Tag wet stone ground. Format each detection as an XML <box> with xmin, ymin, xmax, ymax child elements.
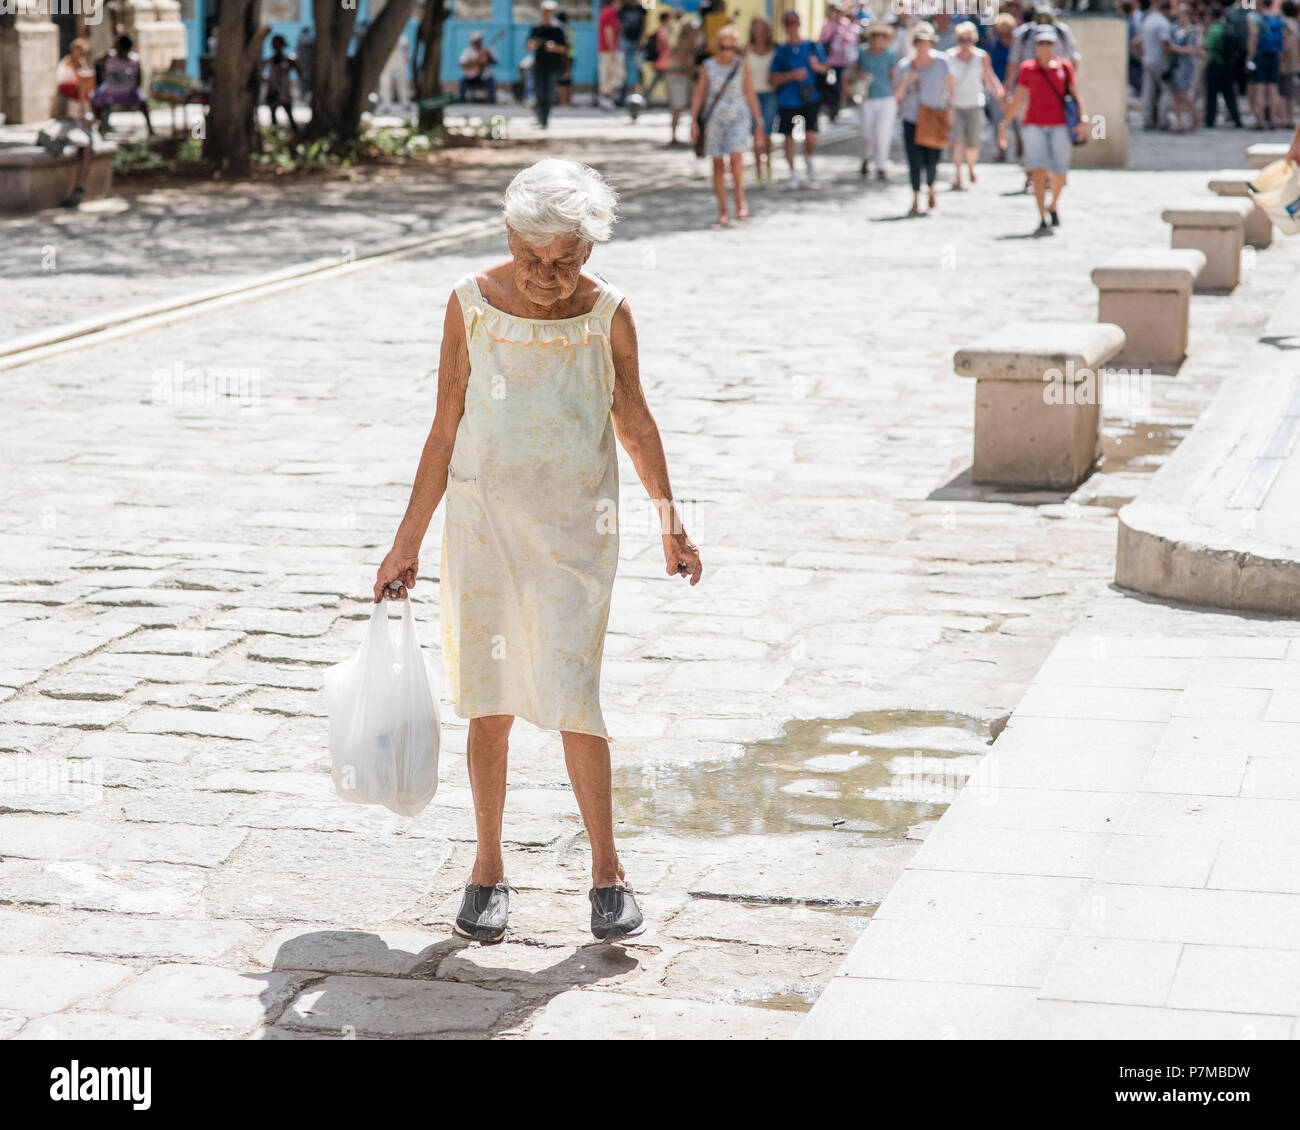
<box><xmin>3</xmin><ymin>122</ymin><xmax>1300</xmax><ymax>1038</ymax></box>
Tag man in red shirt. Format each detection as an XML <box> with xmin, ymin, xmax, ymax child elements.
<box><xmin>597</xmin><ymin>0</ymin><xmax>625</xmax><ymax>110</ymax></box>
<box><xmin>1001</xmin><ymin>27</ymin><xmax>1089</xmax><ymax>237</ymax></box>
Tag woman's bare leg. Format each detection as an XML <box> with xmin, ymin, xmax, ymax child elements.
<box><xmin>711</xmin><ymin>157</ymin><xmax>728</xmax><ymax>221</ymax></box>
<box><xmin>467</xmin><ymin>714</ymin><xmax>513</xmax><ymax>885</ymax></box>
<box><xmin>561</xmin><ymin>730</ymin><xmax>626</xmax><ymax>888</ymax></box>
<box><xmin>731</xmin><ymin>151</ymin><xmax>748</xmax><ymax>217</ymax></box>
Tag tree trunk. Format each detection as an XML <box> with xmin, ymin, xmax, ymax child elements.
<box><xmin>413</xmin><ymin>0</ymin><xmax>449</xmax><ymax>131</ymax></box>
<box><xmin>307</xmin><ymin>0</ymin><xmax>416</xmax><ymax>142</ymax></box>
<box><xmin>204</xmin><ymin>0</ymin><xmax>269</xmax><ymax>175</ymax></box>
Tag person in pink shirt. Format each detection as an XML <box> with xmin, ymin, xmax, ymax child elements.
<box><xmin>597</xmin><ymin>0</ymin><xmax>625</xmax><ymax>110</ymax></box>
<box><xmin>818</xmin><ymin>2</ymin><xmax>859</xmax><ymax>121</ymax></box>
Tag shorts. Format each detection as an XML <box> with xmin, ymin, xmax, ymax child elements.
<box><xmin>1021</xmin><ymin>123</ymin><xmax>1071</xmax><ymax>175</ymax></box>
<box><xmin>58</xmin><ymin>81</ymin><xmax>82</xmax><ymax>100</ymax></box>
<box><xmin>667</xmin><ymin>73</ymin><xmax>691</xmax><ymax>111</ymax></box>
<box><xmin>1253</xmin><ymin>52</ymin><xmax>1281</xmax><ymax>86</ymax></box>
<box><xmin>754</xmin><ymin>90</ymin><xmax>778</xmax><ymax>134</ymax></box>
<box><xmin>951</xmin><ymin>105</ymin><xmax>983</xmax><ymax>149</ymax></box>
<box><xmin>777</xmin><ymin>102</ymin><xmax>820</xmax><ymax>134</ymax></box>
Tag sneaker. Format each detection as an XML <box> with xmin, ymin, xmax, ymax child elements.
<box><xmin>453</xmin><ymin>878</ymin><xmax>511</xmax><ymax>943</ymax></box>
<box><xmin>785</xmin><ymin>170</ymin><xmax>801</xmax><ymax>190</ymax></box>
<box><xmin>1049</xmin><ymin>209</ymin><xmax>1060</xmax><ymax>227</ymax></box>
<box><xmin>589</xmin><ymin>883</ymin><xmax>646</xmax><ymax>941</ymax></box>
<box><xmin>1032</xmin><ymin>220</ymin><xmax>1054</xmax><ymax>238</ymax></box>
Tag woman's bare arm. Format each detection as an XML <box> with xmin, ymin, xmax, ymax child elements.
<box><xmin>372</xmin><ymin>292</ymin><xmax>470</xmax><ymax>601</ymax></box>
<box><xmin>609</xmin><ymin>300</ymin><xmax>702</xmax><ymax>586</ymax></box>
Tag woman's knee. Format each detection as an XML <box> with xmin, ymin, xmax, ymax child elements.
<box><xmin>469</xmin><ymin>714</ymin><xmax>514</xmax><ymax>741</ymax></box>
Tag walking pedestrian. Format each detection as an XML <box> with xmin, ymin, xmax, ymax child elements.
<box><xmin>1281</xmin><ymin>1</ymin><xmax>1300</xmax><ymax>127</ymax></box>
<box><xmin>1205</xmin><ymin>0</ymin><xmax>1245</xmax><ymax>127</ymax></box>
<box><xmin>985</xmin><ymin>12</ymin><xmax>1017</xmax><ymax>161</ymax></box>
<box><xmin>598</xmin><ymin>0</ymin><xmax>625</xmax><ymax>110</ymax></box>
<box><xmin>692</xmin><ymin>26</ymin><xmax>763</xmax><ymax>226</ymax></box>
<box><xmin>770</xmin><ymin>10</ymin><xmax>829</xmax><ymax>189</ymax></box>
<box><xmin>746</xmin><ymin>17</ymin><xmax>778</xmax><ymax>185</ymax></box>
<box><xmin>619</xmin><ymin>0</ymin><xmax>649</xmax><ymax>103</ymax></box>
<box><xmin>894</xmin><ymin>21</ymin><xmax>954</xmax><ymax>216</ymax></box>
<box><xmin>666</xmin><ymin>15</ymin><xmax>700</xmax><ymax>145</ymax></box>
<box><xmin>1167</xmin><ymin>4</ymin><xmax>1201</xmax><ymax>132</ymax></box>
<box><xmin>372</xmin><ymin>158</ymin><xmax>702</xmax><ymax>945</ymax></box>
<box><xmin>526</xmin><ymin>0</ymin><xmax>568</xmax><ymax>128</ymax></box>
<box><xmin>947</xmin><ymin>21</ymin><xmax>1003</xmax><ymax>190</ymax></box>
<box><xmin>1001</xmin><ymin>26</ymin><xmax>1088</xmax><ymax>237</ymax></box>
<box><xmin>1141</xmin><ymin>0</ymin><xmax>1174</xmax><ymax>129</ymax></box>
<box><xmin>817</xmin><ymin>3</ymin><xmax>859</xmax><ymax>122</ymax></box>
<box><xmin>263</xmin><ymin>35</ymin><xmax>300</xmax><ymax>131</ymax></box>
<box><xmin>1249</xmin><ymin>0</ymin><xmax>1286</xmax><ymax>128</ymax></box>
<box><xmin>856</xmin><ymin>22</ymin><xmax>899</xmax><ymax>180</ymax></box>
<box><xmin>645</xmin><ymin>9</ymin><xmax>674</xmax><ymax>104</ymax></box>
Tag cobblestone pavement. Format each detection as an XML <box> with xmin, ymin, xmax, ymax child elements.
<box><xmin>2</xmin><ymin>123</ymin><xmax>1299</xmax><ymax>1039</ymax></box>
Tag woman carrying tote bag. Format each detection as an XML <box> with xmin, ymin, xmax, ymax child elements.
<box><xmin>893</xmin><ymin>21</ymin><xmax>955</xmax><ymax>216</ymax></box>
<box><xmin>691</xmin><ymin>25</ymin><xmax>763</xmax><ymax>227</ymax></box>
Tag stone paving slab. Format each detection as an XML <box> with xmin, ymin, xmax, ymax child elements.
<box><xmin>799</xmin><ymin>633</ymin><xmax>1300</xmax><ymax>1040</ymax></box>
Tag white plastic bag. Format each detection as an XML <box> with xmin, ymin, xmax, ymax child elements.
<box><xmin>325</xmin><ymin>598</ymin><xmax>440</xmax><ymax>817</ymax></box>
<box><xmin>1249</xmin><ymin>159</ymin><xmax>1300</xmax><ymax>236</ymax></box>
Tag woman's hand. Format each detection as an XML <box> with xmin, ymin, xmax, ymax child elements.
<box><xmin>373</xmin><ymin>546</ymin><xmax>419</xmax><ymax>602</ymax></box>
<box><xmin>663</xmin><ymin>531</ymin><xmax>702</xmax><ymax>586</ymax></box>
<box><xmin>691</xmin><ymin>119</ymin><xmax>700</xmax><ymax>142</ymax></box>
<box><xmin>1073</xmin><ymin>119</ymin><xmax>1087</xmax><ymax>143</ymax></box>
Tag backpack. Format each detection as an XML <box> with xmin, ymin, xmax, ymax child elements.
<box><xmin>1223</xmin><ymin>7</ymin><xmax>1249</xmax><ymax>63</ymax></box>
<box><xmin>619</xmin><ymin>4</ymin><xmax>647</xmax><ymax>43</ymax></box>
<box><xmin>1261</xmin><ymin>14</ymin><xmax>1285</xmax><ymax>55</ymax></box>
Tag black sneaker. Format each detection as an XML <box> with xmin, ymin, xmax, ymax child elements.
<box><xmin>453</xmin><ymin>878</ymin><xmax>511</xmax><ymax>943</ymax></box>
<box><xmin>1049</xmin><ymin>209</ymin><xmax>1060</xmax><ymax>227</ymax></box>
<box><xmin>589</xmin><ymin>883</ymin><xmax>646</xmax><ymax>941</ymax></box>
<box><xmin>1033</xmin><ymin>220</ymin><xmax>1054</xmax><ymax>238</ymax></box>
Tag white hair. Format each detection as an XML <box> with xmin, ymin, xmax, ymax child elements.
<box><xmin>502</xmin><ymin>159</ymin><xmax>618</xmax><ymax>248</ymax></box>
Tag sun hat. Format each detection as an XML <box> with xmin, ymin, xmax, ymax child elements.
<box><xmin>865</xmin><ymin>22</ymin><xmax>893</xmax><ymax>37</ymax></box>
<box><xmin>911</xmin><ymin>20</ymin><xmax>937</xmax><ymax>43</ymax></box>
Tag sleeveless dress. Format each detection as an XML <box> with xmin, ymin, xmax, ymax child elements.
<box><xmin>702</xmin><ymin>56</ymin><xmax>749</xmax><ymax>158</ymax></box>
<box><xmin>441</xmin><ymin>272</ymin><xmax>623</xmax><ymax>740</ymax></box>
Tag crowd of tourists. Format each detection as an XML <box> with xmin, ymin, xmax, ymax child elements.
<box><xmin>640</xmin><ymin>3</ymin><xmax>1086</xmax><ymax>236</ymax></box>
<box><xmin>1125</xmin><ymin>0</ymin><xmax>1300</xmax><ymax>132</ymax></box>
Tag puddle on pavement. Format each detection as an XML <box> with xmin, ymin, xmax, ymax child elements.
<box><xmin>612</xmin><ymin>708</ymin><xmax>996</xmax><ymax>840</ymax></box>
<box><xmin>1099</xmin><ymin>422</ymin><xmax>1190</xmax><ymax>474</ymax></box>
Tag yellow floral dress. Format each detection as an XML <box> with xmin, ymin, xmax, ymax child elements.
<box><xmin>439</xmin><ymin>272</ymin><xmax>623</xmax><ymax>740</ymax></box>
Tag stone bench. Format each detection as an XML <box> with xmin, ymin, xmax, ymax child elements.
<box><xmin>1208</xmin><ymin>170</ymin><xmax>1273</xmax><ymax>249</ymax></box>
<box><xmin>1245</xmin><ymin>142</ymin><xmax>1289</xmax><ymax>170</ymax></box>
<box><xmin>1090</xmin><ymin>249</ymin><xmax>1205</xmax><ymax>368</ymax></box>
<box><xmin>1161</xmin><ymin>199</ymin><xmax>1252</xmax><ymax>292</ymax></box>
<box><xmin>0</xmin><ymin>141</ymin><xmax>117</xmax><ymax>213</ymax></box>
<box><xmin>954</xmin><ymin>321</ymin><xmax>1127</xmax><ymax>490</ymax></box>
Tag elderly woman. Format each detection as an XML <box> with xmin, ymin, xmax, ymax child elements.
<box><xmin>373</xmin><ymin>159</ymin><xmax>702</xmax><ymax>945</ymax></box>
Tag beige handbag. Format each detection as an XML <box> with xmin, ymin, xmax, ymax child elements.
<box><xmin>915</xmin><ymin>104</ymin><xmax>950</xmax><ymax>149</ymax></box>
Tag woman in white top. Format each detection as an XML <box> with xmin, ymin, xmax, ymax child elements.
<box><xmin>373</xmin><ymin>159</ymin><xmax>702</xmax><ymax>944</ymax></box>
<box><xmin>746</xmin><ymin>17</ymin><xmax>777</xmax><ymax>185</ymax></box>
<box><xmin>946</xmin><ymin>22</ymin><xmax>1003</xmax><ymax>190</ymax></box>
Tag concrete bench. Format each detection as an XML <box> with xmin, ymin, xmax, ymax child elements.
<box><xmin>954</xmin><ymin>321</ymin><xmax>1127</xmax><ymax>490</ymax></box>
<box><xmin>1245</xmin><ymin>142</ymin><xmax>1289</xmax><ymax>170</ymax></box>
<box><xmin>1161</xmin><ymin>199</ymin><xmax>1252</xmax><ymax>292</ymax></box>
<box><xmin>0</xmin><ymin>141</ymin><xmax>116</xmax><ymax>213</ymax></box>
<box><xmin>1090</xmin><ymin>249</ymin><xmax>1205</xmax><ymax>368</ymax></box>
<box><xmin>1208</xmin><ymin>170</ymin><xmax>1273</xmax><ymax>248</ymax></box>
